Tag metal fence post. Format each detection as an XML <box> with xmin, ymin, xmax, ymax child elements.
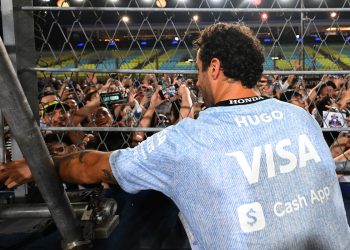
<box><xmin>0</xmin><ymin>35</ymin><xmax>86</xmax><ymax>249</ymax></box>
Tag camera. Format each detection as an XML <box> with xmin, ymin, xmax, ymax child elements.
<box><xmin>100</xmin><ymin>91</ymin><xmax>128</xmax><ymax>106</ymax></box>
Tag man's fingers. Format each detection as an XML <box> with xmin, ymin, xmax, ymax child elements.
<box><xmin>4</xmin><ymin>174</ymin><xmax>25</xmax><ymax>189</ymax></box>
<box><xmin>4</xmin><ymin>177</ymin><xmax>16</xmax><ymax>188</ymax></box>
<box><xmin>6</xmin><ymin>180</ymin><xmax>19</xmax><ymax>189</ymax></box>
<box><xmin>0</xmin><ymin>164</ymin><xmax>9</xmax><ymax>182</ymax></box>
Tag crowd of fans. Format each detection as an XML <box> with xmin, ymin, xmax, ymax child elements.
<box><xmin>36</xmin><ymin>73</ymin><xmax>202</xmax><ymax>155</ymax></box>
<box><xmin>1</xmin><ymin>72</ymin><xmax>350</xmax><ymax>190</ymax></box>
<box><xmin>2</xmin><ymin>71</ymin><xmax>350</xmax><ymax>247</ymax></box>
<box><xmin>2</xmin><ymin>72</ymin><xmax>350</xmax><ymax>181</ymax></box>
<box><xmin>255</xmin><ymin>73</ymin><xmax>350</xmax><ymax>158</ymax></box>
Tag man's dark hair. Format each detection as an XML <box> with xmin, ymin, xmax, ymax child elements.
<box><xmin>193</xmin><ymin>22</ymin><xmax>265</xmax><ymax>88</ymax></box>
<box><xmin>316</xmin><ymin>83</ymin><xmax>328</xmax><ymax>96</ymax></box>
<box><xmin>326</xmin><ymin>81</ymin><xmax>336</xmax><ymax>90</ymax></box>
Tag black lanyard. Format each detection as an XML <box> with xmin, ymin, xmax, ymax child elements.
<box><xmin>213</xmin><ymin>96</ymin><xmax>268</xmax><ymax>107</ymax></box>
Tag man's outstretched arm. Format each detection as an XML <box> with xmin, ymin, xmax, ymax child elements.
<box><xmin>54</xmin><ymin>150</ymin><xmax>115</xmax><ymax>185</ymax></box>
<box><xmin>0</xmin><ymin>150</ymin><xmax>115</xmax><ymax>188</ymax></box>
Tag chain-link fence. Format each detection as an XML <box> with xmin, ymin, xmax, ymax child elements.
<box><xmin>3</xmin><ymin>0</ymin><xmax>350</xmax><ymax>160</ymax></box>
<box><xmin>1</xmin><ymin>0</ymin><xmax>350</xmax><ymax>247</ymax></box>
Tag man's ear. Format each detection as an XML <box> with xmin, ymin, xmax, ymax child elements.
<box><xmin>210</xmin><ymin>58</ymin><xmax>221</xmax><ymax>80</ymax></box>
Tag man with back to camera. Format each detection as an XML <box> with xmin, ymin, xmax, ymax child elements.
<box><xmin>1</xmin><ymin>23</ymin><xmax>350</xmax><ymax>249</ymax></box>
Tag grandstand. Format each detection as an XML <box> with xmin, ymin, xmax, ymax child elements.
<box><xmin>37</xmin><ymin>42</ymin><xmax>350</xmax><ymax>79</ymax></box>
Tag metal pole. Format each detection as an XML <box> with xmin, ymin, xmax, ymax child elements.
<box><xmin>0</xmin><ymin>37</ymin><xmax>84</xmax><ymax>249</ymax></box>
<box><xmin>300</xmin><ymin>0</ymin><xmax>305</xmax><ymax>71</ymax></box>
<box><xmin>20</xmin><ymin>7</ymin><xmax>350</xmax><ymax>13</ymax></box>
<box><xmin>0</xmin><ymin>203</ymin><xmax>87</xmax><ymax>219</ymax></box>
<box><xmin>39</xmin><ymin>126</ymin><xmax>350</xmax><ymax>133</ymax></box>
<box><xmin>13</xmin><ymin>0</ymin><xmax>39</xmax><ymax>123</ymax></box>
<box><xmin>27</xmin><ymin>67</ymin><xmax>350</xmax><ymax>75</ymax></box>
<box><xmin>0</xmin><ymin>113</ymin><xmax>5</xmax><ymax>163</ymax></box>
<box><xmin>40</xmin><ymin>126</ymin><xmax>164</xmax><ymax>132</ymax></box>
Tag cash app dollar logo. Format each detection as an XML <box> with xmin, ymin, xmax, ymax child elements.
<box><xmin>246</xmin><ymin>208</ymin><xmax>257</xmax><ymax>226</ymax></box>
<box><xmin>237</xmin><ymin>202</ymin><xmax>266</xmax><ymax>233</ymax></box>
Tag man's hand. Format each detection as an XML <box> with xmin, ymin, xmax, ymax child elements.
<box><xmin>177</xmin><ymin>84</ymin><xmax>193</xmax><ymax>121</ymax></box>
<box><xmin>0</xmin><ymin>150</ymin><xmax>116</xmax><ymax>188</ymax></box>
<box><xmin>338</xmin><ymin>88</ymin><xmax>350</xmax><ymax>110</ymax></box>
<box><xmin>149</xmin><ymin>86</ymin><xmax>166</xmax><ymax>109</ymax></box>
<box><xmin>0</xmin><ymin>160</ymin><xmax>33</xmax><ymax>188</ymax></box>
<box><xmin>177</xmin><ymin>84</ymin><xmax>191</xmax><ymax>100</ymax></box>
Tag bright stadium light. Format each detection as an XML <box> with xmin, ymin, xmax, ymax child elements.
<box><xmin>248</xmin><ymin>0</ymin><xmax>261</xmax><ymax>5</ymax></box>
<box><xmin>42</xmin><ymin>0</ymin><xmax>50</xmax><ymax>2</ymax></box>
<box><xmin>57</xmin><ymin>0</ymin><xmax>70</xmax><ymax>7</ymax></box>
<box><xmin>193</xmin><ymin>15</ymin><xmax>199</xmax><ymax>22</ymax></box>
<box><xmin>122</xmin><ymin>16</ymin><xmax>129</xmax><ymax>23</ymax></box>
<box><xmin>143</xmin><ymin>0</ymin><xmax>153</xmax><ymax>3</ymax></box>
<box><xmin>109</xmin><ymin>0</ymin><xmax>119</xmax><ymax>2</ymax></box>
<box><xmin>330</xmin><ymin>12</ymin><xmax>337</xmax><ymax>19</ymax></box>
<box><xmin>261</xmin><ymin>13</ymin><xmax>268</xmax><ymax>21</ymax></box>
<box><xmin>156</xmin><ymin>0</ymin><xmax>166</xmax><ymax>7</ymax></box>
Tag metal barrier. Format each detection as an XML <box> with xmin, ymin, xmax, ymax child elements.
<box><xmin>0</xmin><ymin>35</ymin><xmax>85</xmax><ymax>248</ymax></box>
<box><xmin>2</xmin><ymin>0</ymin><xmax>350</xmax><ymax>248</ymax></box>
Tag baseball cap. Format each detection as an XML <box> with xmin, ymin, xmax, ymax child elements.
<box><xmin>41</xmin><ymin>100</ymin><xmax>70</xmax><ymax>117</ymax></box>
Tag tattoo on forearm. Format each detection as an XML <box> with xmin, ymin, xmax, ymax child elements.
<box><xmin>52</xmin><ymin>150</ymin><xmax>93</xmax><ymax>171</ymax></box>
<box><xmin>102</xmin><ymin>169</ymin><xmax>118</xmax><ymax>184</ymax></box>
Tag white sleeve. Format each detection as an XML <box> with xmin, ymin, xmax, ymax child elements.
<box><xmin>109</xmin><ymin>125</ymin><xmax>181</xmax><ymax>196</ymax></box>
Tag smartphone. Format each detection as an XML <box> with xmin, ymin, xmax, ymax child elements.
<box><xmin>100</xmin><ymin>91</ymin><xmax>128</xmax><ymax>106</ymax></box>
<box><xmin>159</xmin><ymin>86</ymin><xmax>177</xmax><ymax>100</ymax></box>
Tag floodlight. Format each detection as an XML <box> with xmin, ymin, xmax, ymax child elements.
<box><xmin>330</xmin><ymin>12</ymin><xmax>337</xmax><ymax>19</ymax></box>
<box><xmin>57</xmin><ymin>0</ymin><xmax>70</xmax><ymax>7</ymax></box>
<box><xmin>248</xmin><ymin>0</ymin><xmax>261</xmax><ymax>5</ymax></box>
<box><xmin>193</xmin><ymin>15</ymin><xmax>199</xmax><ymax>22</ymax></box>
<box><xmin>122</xmin><ymin>16</ymin><xmax>129</xmax><ymax>23</ymax></box>
<box><xmin>261</xmin><ymin>13</ymin><xmax>268</xmax><ymax>21</ymax></box>
<box><xmin>156</xmin><ymin>0</ymin><xmax>166</xmax><ymax>7</ymax></box>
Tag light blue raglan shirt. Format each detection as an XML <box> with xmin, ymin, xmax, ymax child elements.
<box><xmin>109</xmin><ymin>98</ymin><xmax>350</xmax><ymax>250</ymax></box>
